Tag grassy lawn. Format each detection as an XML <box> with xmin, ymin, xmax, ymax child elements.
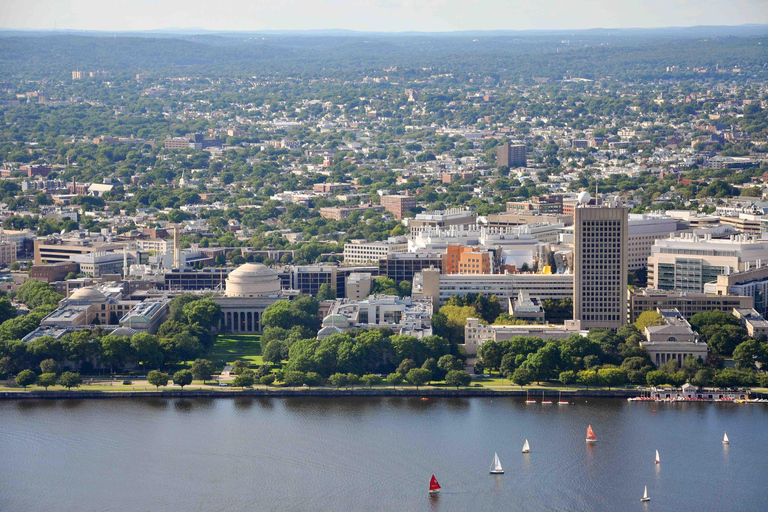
<box><xmin>208</xmin><ymin>335</ymin><xmax>263</xmax><ymax>367</ymax></box>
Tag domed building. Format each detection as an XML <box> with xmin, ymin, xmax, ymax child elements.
<box><xmin>213</xmin><ymin>263</ymin><xmax>286</xmax><ymax>334</ymax></box>
<box><xmin>224</xmin><ymin>263</ymin><xmax>281</xmax><ymax>298</ymax></box>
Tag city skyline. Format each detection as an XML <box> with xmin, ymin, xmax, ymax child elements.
<box><xmin>2</xmin><ymin>0</ymin><xmax>767</xmax><ymax>33</ymax></box>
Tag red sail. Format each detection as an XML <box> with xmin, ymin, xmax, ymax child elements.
<box><xmin>586</xmin><ymin>425</ymin><xmax>597</xmax><ymax>440</ymax></box>
<box><xmin>429</xmin><ymin>475</ymin><xmax>441</xmax><ymax>491</ymax></box>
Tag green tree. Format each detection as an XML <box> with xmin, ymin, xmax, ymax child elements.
<box><xmin>303</xmin><ymin>372</ymin><xmax>323</xmax><ymax>388</ymax></box>
<box><xmin>100</xmin><ymin>335</ymin><xmax>134</xmax><ymax>373</ymax></box>
<box><xmin>646</xmin><ymin>370</ymin><xmax>667</xmax><ymax>387</ymax></box>
<box><xmin>147</xmin><ymin>370</ymin><xmax>169</xmax><ymax>390</ymax></box>
<box><xmin>732</xmin><ymin>340</ymin><xmax>762</xmax><ymax>371</ymax></box>
<box><xmin>346</xmin><ymin>373</ymin><xmax>360</xmax><ymax>387</ymax></box>
<box><xmin>316</xmin><ymin>283</ymin><xmax>336</xmax><ymax>301</ymax></box>
<box><xmin>59</xmin><ymin>371</ymin><xmax>82</xmax><ymax>390</ymax></box>
<box><xmin>231</xmin><ymin>359</ymin><xmax>250</xmax><ymax>375</ymax></box>
<box><xmin>406</xmin><ymin>368</ymin><xmax>431</xmax><ymax>389</ymax></box>
<box><xmin>39</xmin><ymin>358</ymin><xmax>60</xmax><ymax>375</ymax></box>
<box><xmin>260</xmin><ymin>374</ymin><xmax>276</xmax><ymax>386</ymax></box>
<box><xmin>283</xmin><ymin>371</ymin><xmax>305</xmax><ymax>388</ymax></box>
<box><xmin>131</xmin><ymin>333</ymin><xmax>164</xmax><ymax>369</ymax></box>
<box><xmin>15</xmin><ymin>369</ymin><xmax>36</xmax><ymax>389</ymax></box>
<box><xmin>38</xmin><ymin>372</ymin><xmax>57</xmax><ymax>390</ymax></box>
<box><xmin>558</xmin><ymin>370</ymin><xmax>577</xmax><ymax>388</ymax></box>
<box><xmin>173</xmin><ymin>369</ymin><xmax>193</xmax><ymax>391</ymax></box>
<box><xmin>691</xmin><ymin>368</ymin><xmax>714</xmax><ymax>388</ymax></box>
<box><xmin>512</xmin><ymin>367</ymin><xmax>533</xmax><ymax>388</ymax></box>
<box><xmin>386</xmin><ymin>372</ymin><xmax>404</xmax><ymax>388</ymax></box>
<box><xmin>263</xmin><ymin>339</ymin><xmax>287</xmax><ymax>366</ymax></box>
<box><xmin>634</xmin><ymin>311</ymin><xmax>664</xmax><ymax>331</ymax></box>
<box><xmin>361</xmin><ymin>374</ymin><xmax>383</xmax><ymax>388</ymax></box>
<box><xmin>328</xmin><ymin>373</ymin><xmax>348</xmax><ymax>389</ymax></box>
<box><xmin>577</xmin><ymin>369</ymin><xmax>600</xmax><ymax>390</ymax></box>
<box><xmin>191</xmin><ymin>358</ymin><xmax>215</xmax><ymax>383</ymax></box>
<box><xmin>0</xmin><ymin>298</ymin><xmax>16</xmax><ymax>325</ymax></box>
<box><xmin>233</xmin><ymin>370</ymin><xmax>255</xmax><ymax>389</ymax></box>
<box><xmin>397</xmin><ymin>358</ymin><xmax>416</xmax><ymax>375</ymax></box>
<box><xmin>182</xmin><ymin>298</ymin><xmax>222</xmax><ymax>329</ymax></box>
<box><xmin>598</xmin><ymin>367</ymin><xmax>627</xmax><ymax>389</ymax></box>
<box><xmin>445</xmin><ymin>369</ymin><xmax>471</xmax><ymax>389</ymax></box>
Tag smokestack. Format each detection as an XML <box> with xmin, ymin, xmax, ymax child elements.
<box><xmin>173</xmin><ymin>225</ymin><xmax>180</xmax><ymax>269</ymax></box>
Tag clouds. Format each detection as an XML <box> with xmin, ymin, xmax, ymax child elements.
<box><xmin>0</xmin><ymin>0</ymin><xmax>766</xmax><ymax>32</ymax></box>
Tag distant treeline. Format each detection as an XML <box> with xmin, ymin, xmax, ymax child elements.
<box><xmin>0</xmin><ymin>31</ymin><xmax>767</xmax><ymax>80</ymax></box>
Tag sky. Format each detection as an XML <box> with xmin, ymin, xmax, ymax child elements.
<box><xmin>1</xmin><ymin>0</ymin><xmax>768</xmax><ymax>32</ymax></box>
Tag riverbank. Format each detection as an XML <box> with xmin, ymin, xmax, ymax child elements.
<box><xmin>0</xmin><ymin>387</ymin><xmax>686</xmax><ymax>400</ymax></box>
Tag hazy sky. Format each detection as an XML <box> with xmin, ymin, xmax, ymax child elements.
<box><xmin>2</xmin><ymin>0</ymin><xmax>768</xmax><ymax>32</ymax></box>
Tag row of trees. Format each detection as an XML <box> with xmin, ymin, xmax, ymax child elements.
<box><xmin>0</xmin><ymin>294</ymin><xmax>223</xmax><ymax>378</ymax></box>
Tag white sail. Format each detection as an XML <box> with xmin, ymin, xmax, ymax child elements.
<box><xmin>655</xmin><ymin>450</ymin><xmax>660</xmax><ymax>463</ymax></box>
<box><xmin>723</xmin><ymin>432</ymin><xmax>729</xmax><ymax>444</ymax></box>
<box><xmin>490</xmin><ymin>452</ymin><xmax>503</xmax><ymax>473</ymax></box>
<box><xmin>644</xmin><ymin>486</ymin><xmax>648</xmax><ymax>499</ymax></box>
<box><xmin>522</xmin><ymin>439</ymin><xmax>530</xmax><ymax>453</ymax></box>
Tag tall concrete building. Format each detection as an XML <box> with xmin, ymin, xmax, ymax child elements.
<box><xmin>496</xmin><ymin>142</ymin><xmax>526</xmax><ymax>168</ymax></box>
<box><xmin>573</xmin><ymin>203</ymin><xmax>628</xmax><ymax>329</ymax></box>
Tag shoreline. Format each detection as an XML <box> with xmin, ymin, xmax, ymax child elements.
<box><xmin>0</xmin><ymin>388</ymin><xmax>692</xmax><ymax>400</ymax></box>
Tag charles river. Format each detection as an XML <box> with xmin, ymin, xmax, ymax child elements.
<box><xmin>1</xmin><ymin>396</ymin><xmax>767</xmax><ymax>512</ymax></box>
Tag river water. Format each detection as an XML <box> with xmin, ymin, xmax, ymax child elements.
<box><xmin>1</xmin><ymin>397</ymin><xmax>766</xmax><ymax>512</ymax></box>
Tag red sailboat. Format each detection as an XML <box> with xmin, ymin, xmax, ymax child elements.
<box><xmin>429</xmin><ymin>475</ymin><xmax>441</xmax><ymax>494</ymax></box>
<box><xmin>586</xmin><ymin>424</ymin><xmax>597</xmax><ymax>443</ymax></box>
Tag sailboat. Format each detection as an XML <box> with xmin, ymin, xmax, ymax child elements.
<box><xmin>429</xmin><ymin>475</ymin><xmax>441</xmax><ymax>494</ymax></box>
<box><xmin>490</xmin><ymin>452</ymin><xmax>504</xmax><ymax>474</ymax></box>
<box><xmin>586</xmin><ymin>424</ymin><xmax>597</xmax><ymax>443</ymax></box>
<box><xmin>654</xmin><ymin>450</ymin><xmax>660</xmax><ymax>464</ymax></box>
<box><xmin>522</xmin><ymin>439</ymin><xmax>530</xmax><ymax>454</ymax></box>
<box><xmin>640</xmin><ymin>485</ymin><xmax>650</xmax><ymax>502</ymax></box>
<box><xmin>525</xmin><ymin>389</ymin><xmax>536</xmax><ymax>404</ymax></box>
<box><xmin>558</xmin><ymin>391</ymin><xmax>569</xmax><ymax>405</ymax></box>
<box><xmin>541</xmin><ymin>390</ymin><xmax>552</xmax><ymax>405</ymax></box>
<box><xmin>723</xmin><ymin>432</ymin><xmax>730</xmax><ymax>445</ymax></box>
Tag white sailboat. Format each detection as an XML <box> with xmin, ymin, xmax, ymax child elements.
<box><xmin>490</xmin><ymin>452</ymin><xmax>504</xmax><ymax>474</ymax></box>
<box><xmin>525</xmin><ymin>389</ymin><xmax>536</xmax><ymax>404</ymax></box>
<box><xmin>541</xmin><ymin>390</ymin><xmax>553</xmax><ymax>405</ymax></box>
<box><xmin>723</xmin><ymin>432</ymin><xmax>730</xmax><ymax>445</ymax></box>
<box><xmin>522</xmin><ymin>439</ymin><xmax>530</xmax><ymax>453</ymax></box>
<box><xmin>655</xmin><ymin>450</ymin><xmax>660</xmax><ymax>464</ymax></box>
<box><xmin>558</xmin><ymin>391</ymin><xmax>569</xmax><ymax>405</ymax></box>
<box><xmin>640</xmin><ymin>485</ymin><xmax>650</xmax><ymax>502</ymax></box>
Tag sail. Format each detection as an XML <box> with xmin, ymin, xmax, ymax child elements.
<box><xmin>655</xmin><ymin>450</ymin><xmax>660</xmax><ymax>463</ymax></box>
<box><xmin>522</xmin><ymin>439</ymin><xmax>530</xmax><ymax>453</ymax></box>
<box><xmin>429</xmin><ymin>475</ymin><xmax>441</xmax><ymax>491</ymax></box>
<box><xmin>586</xmin><ymin>425</ymin><xmax>597</xmax><ymax>440</ymax></box>
<box><xmin>723</xmin><ymin>432</ymin><xmax>729</xmax><ymax>443</ymax></box>
<box><xmin>491</xmin><ymin>453</ymin><xmax>503</xmax><ymax>472</ymax></box>
<box><xmin>644</xmin><ymin>486</ymin><xmax>648</xmax><ymax>499</ymax></box>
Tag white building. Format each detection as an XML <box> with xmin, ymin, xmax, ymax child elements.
<box><xmin>463</xmin><ymin>317</ymin><xmax>586</xmax><ymax>357</ymax></box>
<box><xmin>414</xmin><ymin>268</ymin><xmax>573</xmax><ymax>309</ymax></box>
<box><xmin>641</xmin><ymin>308</ymin><xmax>708</xmax><ymax>367</ymax></box>
<box><xmin>627</xmin><ymin>214</ymin><xmax>681</xmax><ymax>271</ymax></box>
<box><xmin>343</xmin><ymin>236</ymin><xmax>408</xmax><ymax>265</ymax></box>
<box><xmin>649</xmin><ymin>233</ymin><xmax>768</xmax><ymax>292</ymax></box>
<box><xmin>319</xmin><ymin>294</ymin><xmax>433</xmax><ymax>339</ymax></box>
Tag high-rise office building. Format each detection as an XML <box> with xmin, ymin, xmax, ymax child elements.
<box><xmin>573</xmin><ymin>203</ymin><xmax>628</xmax><ymax>329</ymax></box>
<box><xmin>496</xmin><ymin>142</ymin><xmax>527</xmax><ymax>168</ymax></box>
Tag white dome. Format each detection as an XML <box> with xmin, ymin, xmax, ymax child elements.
<box><xmin>322</xmin><ymin>314</ymin><xmax>350</xmax><ymax>328</ymax></box>
<box><xmin>69</xmin><ymin>287</ymin><xmax>106</xmax><ymax>302</ymax></box>
<box><xmin>577</xmin><ymin>191</ymin><xmax>591</xmax><ymax>204</ymax></box>
<box><xmin>225</xmin><ymin>263</ymin><xmax>281</xmax><ymax>298</ymax></box>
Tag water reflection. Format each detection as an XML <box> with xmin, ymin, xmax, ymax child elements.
<box><xmin>492</xmin><ymin>474</ymin><xmax>503</xmax><ymax>491</ymax></box>
<box><xmin>61</xmin><ymin>399</ymin><xmax>85</xmax><ymax>410</ymax></box>
<box><xmin>174</xmin><ymin>399</ymin><xmax>194</xmax><ymax>412</ymax></box>
<box><xmin>233</xmin><ymin>397</ymin><xmax>253</xmax><ymax>411</ymax></box>
<box><xmin>143</xmin><ymin>398</ymin><xmax>169</xmax><ymax>410</ymax></box>
<box><xmin>428</xmin><ymin>493</ymin><xmax>440</xmax><ymax>512</ymax></box>
<box><xmin>16</xmin><ymin>400</ymin><xmax>56</xmax><ymax>411</ymax></box>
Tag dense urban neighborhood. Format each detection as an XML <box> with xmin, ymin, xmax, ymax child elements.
<box><xmin>1</xmin><ymin>29</ymin><xmax>768</xmax><ymax>395</ymax></box>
